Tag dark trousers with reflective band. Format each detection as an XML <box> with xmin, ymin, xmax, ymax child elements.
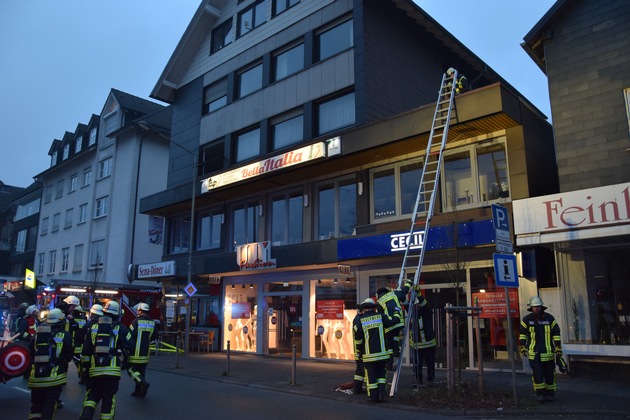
<box><xmin>412</xmin><ymin>346</ymin><xmax>436</xmax><ymax>384</ymax></box>
<box><xmin>364</xmin><ymin>360</ymin><xmax>387</xmax><ymax>402</ymax></box>
<box><xmin>128</xmin><ymin>363</ymin><xmax>148</xmax><ymax>388</ymax></box>
<box><xmin>30</xmin><ymin>385</ymin><xmax>63</xmax><ymax>420</ymax></box>
<box><xmin>529</xmin><ymin>354</ymin><xmax>556</xmax><ymax>395</ymax></box>
<box><xmin>353</xmin><ymin>358</ymin><xmax>364</xmax><ymax>393</ymax></box>
<box><xmin>80</xmin><ymin>376</ymin><xmax>119</xmax><ymax>420</ymax></box>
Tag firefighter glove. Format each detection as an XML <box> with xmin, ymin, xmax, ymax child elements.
<box><xmin>519</xmin><ymin>346</ymin><xmax>527</xmax><ymax>356</ymax></box>
<box><xmin>555</xmin><ymin>347</ymin><xmax>562</xmax><ymax>356</ymax></box>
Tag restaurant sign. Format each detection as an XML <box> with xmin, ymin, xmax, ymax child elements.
<box><xmin>201</xmin><ymin>142</ymin><xmax>325</xmax><ymax>193</ymax></box>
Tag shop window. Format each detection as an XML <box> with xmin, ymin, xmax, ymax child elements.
<box><xmin>314</xmin><ymin>277</ymin><xmax>357</xmax><ymax>360</ymax></box>
<box><xmin>169</xmin><ymin>215</ymin><xmax>191</xmax><ymax>254</ymax></box>
<box><xmin>317</xmin><ymin>91</ymin><xmax>355</xmax><ymax>135</ymax></box>
<box><xmin>317</xmin><ymin>18</ymin><xmax>353</xmax><ymax>61</ymax></box>
<box><xmin>316</xmin><ymin>177</ymin><xmax>356</xmax><ymax>240</ymax></box>
<box><xmin>211</xmin><ymin>18</ymin><xmax>234</xmax><ymax>54</ymax></box>
<box><xmin>270</xmin><ymin>191</ymin><xmax>303</xmax><ymax>246</ymax></box>
<box><xmin>231</xmin><ymin>201</ymin><xmax>261</xmax><ymax>248</ymax></box>
<box><xmin>197</xmin><ymin>210</ymin><xmax>223</xmax><ymax>250</ymax></box>
<box><xmin>371</xmin><ymin>159</ymin><xmax>423</xmax><ymax>222</ymax></box>
<box><xmin>224</xmin><ymin>284</ymin><xmax>258</xmax><ymax>352</ymax></box>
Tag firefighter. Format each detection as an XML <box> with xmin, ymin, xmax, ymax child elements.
<box><xmin>80</xmin><ymin>300</ymin><xmax>134</xmax><ymax>420</ymax></box>
<box><xmin>72</xmin><ymin>305</ymin><xmax>87</xmax><ymax>382</ymax></box>
<box><xmin>127</xmin><ymin>302</ymin><xmax>156</xmax><ymax>397</ymax></box>
<box><xmin>376</xmin><ymin>279</ymin><xmax>412</xmax><ymax>369</ymax></box>
<box><xmin>351</xmin><ymin>303</ymin><xmax>366</xmax><ymax>395</ymax></box>
<box><xmin>446</xmin><ymin>67</ymin><xmax>468</xmax><ymax>95</ymax></box>
<box><xmin>54</xmin><ymin>295</ymin><xmax>79</xmax><ymax>408</ymax></box>
<box><xmin>409</xmin><ymin>290</ymin><xmax>436</xmax><ymax>387</ymax></box>
<box><xmin>17</xmin><ymin>305</ymin><xmax>39</xmax><ymax>342</ymax></box>
<box><xmin>353</xmin><ymin>298</ymin><xmax>393</xmax><ymax>403</ymax></box>
<box><xmin>76</xmin><ymin>304</ymin><xmax>104</xmax><ymax>384</ymax></box>
<box><xmin>27</xmin><ymin>308</ymin><xmax>73</xmax><ymax>420</ymax></box>
<box><xmin>519</xmin><ymin>296</ymin><xmax>562</xmax><ymax>403</ymax></box>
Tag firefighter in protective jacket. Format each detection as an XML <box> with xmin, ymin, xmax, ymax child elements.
<box><xmin>376</xmin><ymin>280</ymin><xmax>412</xmax><ymax>368</ymax></box>
<box><xmin>127</xmin><ymin>302</ymin><xmax>156</xmax><ymax>397</ymax></box>
<box><xmin>409</xmin><ymin>290</ymin><xmax>436</xmax><ymax>387</ymax></box>
<box><xmin>519</xmin><ymin>296</ymin><xmax>562</xmax><ymax>403</ymax></box>
<box><xmin>353</xmin><ymin>298</ymin><xmax>394</xmax><ymax>403</ymax></box>
<box><xmin>80</xmin><ymin>301</ymin><xmax>134</xmax><ymax>420</ymax></box>
<box><xmin>27</xmin><ymin>308</ymin><xmax>73</xmax><ymax>420</ymax></box>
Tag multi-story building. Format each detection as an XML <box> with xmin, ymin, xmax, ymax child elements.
<box><xmin>34</xmin><ymin>89</ymin><xmax>172</xmax><ymax>305</ymax></box>
<box><xmin>141</xmin><ymin>0</ymin><xmax>557</xmax><ymax>368</ymax></box>
<box><xmin>517</xmin><ymin>0</ymin><xmax>630</xmax><ymax>378</ymax></box>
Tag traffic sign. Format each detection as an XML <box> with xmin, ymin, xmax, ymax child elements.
<box><xmin>184</xmin><ymin>282</ymin><xmax>198</xmax><ymax>297</ymax></box>
<box><xmin>492</xmin><ymin>204</ymin><xmax>513</xmax><ymax>252</ymax></box>
<box><xmin>494</xmin><ymin>253</ymin><xmax>519</xmax><ymax>288</ymax></box>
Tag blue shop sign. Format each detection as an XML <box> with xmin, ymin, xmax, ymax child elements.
<box><xmin>337</xmin><ymin>219</ymin><xmax>495</xmax><ymax>260</ymax></box>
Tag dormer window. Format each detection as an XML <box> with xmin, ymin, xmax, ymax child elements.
<box><xmin>89</xmin><ymin>128</ymin><xmax>97</xmax><ymax>146</ymax></box>
<box><xmin>51</xmin><ymin>151</ymin><xmax>58</xmax><ymax>167</ymax></box>
<box><xmin>63</xmin><ymin>144</ymin><xmax>70</xmax><ymax>160</ymax></box>
<box><xmin>75</xmin><ymin>136</ymin><xmax>83</xmax><ymax>153</ymax></box>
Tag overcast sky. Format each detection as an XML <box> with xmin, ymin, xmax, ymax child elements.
<box><xmin>0</xmin><ymin>0</ymin><xmax>555</xmax><ymax>188</ymax></box>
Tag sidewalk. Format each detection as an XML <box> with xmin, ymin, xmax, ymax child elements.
<box><xmin>147</xmin><ymin>351</ymin><xmax>630</xmax><ymax>417</ymax></box>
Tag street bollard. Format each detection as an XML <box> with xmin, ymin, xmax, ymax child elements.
<box><xmin>226</xmin><ymin>340</ymin><xmax>231</xmax><ymax>377</ymax></box>
<box><xmin>291</xmin><ymin>343</ymin><xmax>297</xmax><ymax>385</ymax></box>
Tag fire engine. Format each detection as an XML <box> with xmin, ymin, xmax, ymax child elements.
<box><xmin>36</xmin><ymin>281</ymin><xmax>162</xmax><ymax>326</ymax></box>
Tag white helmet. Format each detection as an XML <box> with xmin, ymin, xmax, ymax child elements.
<box><xmin>103</xmin><ymin>301</ymin><xmax>120</xmax><ymax>316</ymax></box>
<box><xmin>46</xmin><ymin>308</ymin><xmax>65</xmax><ymax>324</ymax></box>
<box><xmin>26</xmin><ymin>305</ymin><xmax>39</xmax><ymax>316</ymax></box>
<box><xmin>527</xmin><ymin>296</ymin><xmax>547</xmax><ymax>311</ymax></box>
<box><xmin>137</xmin><ymin>303</ymin><xmax>150</xmax><ymax>312</ymax></box>
<box><xmin>90</xmin><ymin>304</ymin><xmax>104</xmax><ymax>317</ymax></box>
<box><xmin>447</xmin><ymin>67</ymin><xmax>456</xmax><ymax>76</ymax></box>
<box><xmin>64</xmin><ymin>295</ymin><xmax>80</xmax><ymax>306</ymax></box>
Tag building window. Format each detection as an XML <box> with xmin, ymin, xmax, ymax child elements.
<box><xmin>211</xmin><ymin>18</ymin><xmax>234</xmax><ymax>54</ymax></box>
<box><xmin>14</xmin><ymin>229</ymin><xmax>26</xmax><ymax>253</ymax></box>
<box><xmin>203</xmin><ymin>78</ymin><xmax>228</xmax><ymax>115</ymax></box>
<box><xmin>235</xmin><ymin>127</ymin><xmax>261</xmax><ymax>162</ymax></box>
<box><xmin>51</xmin><ymin>151</ymin><xmax>58</xmax><ymax>167</ymax></box>
<box><xmin>26</xmin><ymin>225</ymin><xmax>37</xmax><ymax>251</ymax></box>
<box><xmin>44</xmin><ymin>186</ymin><xmax>53</xmax><ymax>203</ymax></box>
<box><xmin>317</xmin><ymin>18</ymin><xmax>353</xmax><ymax>61</ymax></box>
<box><xmin>371</xmin><ymin>159</ymin><xmax>423</xmax><ymax>221</ymax></box>
<box><xmin>64</xmin><ymin>208</ymin><xmax>73</xmax><ymax>228</ymax></box>
<box><xmin>52</xmin><ymin>213</ymin><xmax>61</xmax><ymax>232</ymax></box>
<box><xmin>75</xmin><ymin>136</ymin><xmax>83</xmax><ymax>154</ymax></box>
<box><xmin>197</xmin><ymin>210</ymin><xmax>223</xmax><ymax>250</ymax></box>
<box><xmin>63</xmin><ymin>144</ymin><xmax>70</xmax><ymax>160</ymax></box>
<box><xmin>61</xmin><ymin>247</ymin><xmax>69</xmax><ymax>272</ymax></box>
<box><xmin>73</xmin><ymin>244</ymin><xmax>83</xmax><ymax>272</ymax></box>
<box><xmin>273</xmin><ymin>42</ymin><xmax>304</xmax><ymax>81</ymax></box>
<box><xmin>95</xmin><ymin>196</ymin><xmax>109</xmax><ymax>218</ymax></box>
<box><xmin>200</xmin><ymin>141</ymin><xmax>225</xmax><ymax>176</ymax></box>
<box><xmin>98</xmin><ymin>157</ymin><xmax>113</xmax><ymax>179</ymax></box>
<box><xmin>79</xmin><ymin>203</ymin><xmax>88</xmax><ymax>223</ymax></box>
<box><xmin>89</xmin><ymin>127</ymin><xmax>97</xmax><ymax>146</ymax></box>
<box><xmin>56</xmin><ymin>180</ymin><xmax>64</xmax><ymax>199</ymax></box>
<box><xmin>169</xmin><ymin>215</ymin><xmax>191</xmax><ymax>254</ymax></box>
<box><xmin>442</xmin><ymin>139</ymin><xmax>509</xmax><ymax>211</ymax></box>
<box><xmin>317</xmin><ymin>91</ymin><xmax>355</xmax><ymax>135</ymax></box>
<box><xmin>317</xmin><ymin>177</ymin><xmax>356</xmax><ymax>240</ymax></box>
<box><xmin>69</xmin><ymin>175</ymin><xmax>78</xmax><ymax>193</ymax></box>
<box><xmin>272</xmin><ymin>110</ymin><xmax>303</xmax><ymax>150</ymax></box>
<box><xmin>14</xmin><ymin>198</ymin><xmax>40</xmax><ymax>221</ymax></box>
<box><xmin>232</xmin><ymin>201</ymin><xmax>261</xmax><ymax>249</ymax></box>
<box><xmin>40</xmin><ymin>217</ymin><xmax>49</xmax><ymax>235</ymax></box>
<box><xmin>83</xmin><ymin>168</ymin><xmax>92</xmax><ymax>186</ymax></box>
<box><xmin>237</xmin><ymin>62</ymin><xmax>263</xmax><ymax>98</ymax></box>
<box><xmin>273</xmin><ymin>0</ymin><xmax>300</xmax><ymax>16</ymax></box>
<box><xmin>237</xmin><ymin>0</ymin><xmax>268</xmax><ymax>37</ymax></box>
<box><xmin>48</xmin><ymin>250</ymin><xmax>57</xmax><ymax>273</ymax></box>
<box><xmin>89</xmin><ymin>240</ymin><xmax>105</xmax><ymax>268</ymax></box>
<box><xmin>37</xmin><ymin>253</ymin><xmax>45</xmax><ymax>275</ymax></box>
<box><xmin>271</xmin><ymin>191</ymin><xmax>302</xmax><ymax>246</ymax></box>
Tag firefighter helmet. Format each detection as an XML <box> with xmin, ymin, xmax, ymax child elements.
<box><xmin>63</xmin><ymin>295</ymin><xmax>80</xmax><ymax>306</ymax></box>
<box><xmin>90</xmin><ymin>304</ymin><xmax>104</xmax><ymax>317</ymax></box>
<box><xmin>137</xmin><ymin>303</ymin><xmax>150</xmax><ymax>312</ymax></box>
<box><xmin>103</xmin><ymin>301</ymin><xmax>120</xmax><ymax>316</ymax></box>
<box><xmin>46</xmin><ymin>308</ymin><xmax>65</xmax><ymax>324</ymax></box>
<box><xmin>527</xmin><ymin>296</ymin><xmax>547</xmax><ymax>311</ymax></box>
<box><xmin>358</xmin><ymin>298</ymin><xmax>378</xmax><ymax>309</ymax></box>
<box><xmin>26</xmin><ymin>305</ymin><xmax>39</xmax><ymax>316</ymax></box>
<box><xmin>447</xmin><ymin>67</ymin><xmax>456</xmax><ymax>76</ymax></box>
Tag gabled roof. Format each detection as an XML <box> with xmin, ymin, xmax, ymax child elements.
<box><xmin>522</xmin><ymin>0</ymin><xmax>568</xmax><ymax>74</ymax></box>
<box><xmin>109</xmin><ymin>88</ymin><xmax>164</xmax><ymax>116</ymax></box>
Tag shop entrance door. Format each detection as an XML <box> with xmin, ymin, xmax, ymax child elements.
<box><xmin>266</xmin><ymin>293</ymin><xmax>302</xmax><ymax>357</ymax></box>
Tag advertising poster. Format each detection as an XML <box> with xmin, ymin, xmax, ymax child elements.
<box><xmin>472</xmin><ymin>290</ymin><xmax>519</xmax><ymax>318</ymax></box>
<box><xmin>316</xmin><ymin>300</ymin><xmax>344</xmax><ymax>319</ymax></box>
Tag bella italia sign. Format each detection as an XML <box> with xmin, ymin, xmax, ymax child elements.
<box><xmin>201</xmin><ymin>142</ymin><xmax>325</xmax><ymax>194</ymax></box>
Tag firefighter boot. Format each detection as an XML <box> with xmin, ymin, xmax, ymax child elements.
<box><xmin>353</xmin><ymin>380</ymin><xmax>364</xmax><ymax>394</ymax></box>
<box><xmin>536</xmin><ymin>391</ymin><xmax>545</xmax><ymax>404</ymax></box>
<box><xmin>378</xmin><ymin>384</ymin><xmax>386</xmax><ymax>402</ymax></box>
<box><xmin>139</xmin><ymin>380</ymin><xmax>151</xmax><ymax>398</ymax></box>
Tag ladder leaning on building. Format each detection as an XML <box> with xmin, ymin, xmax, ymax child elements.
<box><xmin>389</xmin><ymin>69</ymin><xmax>459</xmax><ymax>396</ymax></box>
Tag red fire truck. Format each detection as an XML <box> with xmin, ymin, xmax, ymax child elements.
<box><xmin>37</xmin><ymin>281</ymin><xmax>162</xmax><ymax>326</ymax></box>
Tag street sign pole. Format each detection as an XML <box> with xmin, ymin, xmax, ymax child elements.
<box><xmin>504</xmin><ymin>285</ymin><xmax>519</xmax><ymax>408</ymax></box>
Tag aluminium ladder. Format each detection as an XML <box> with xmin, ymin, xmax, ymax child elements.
<box><xmin>389</xmin><ymin>69</ymin><xmax>459</xmax><ymax>396</ymax></box>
